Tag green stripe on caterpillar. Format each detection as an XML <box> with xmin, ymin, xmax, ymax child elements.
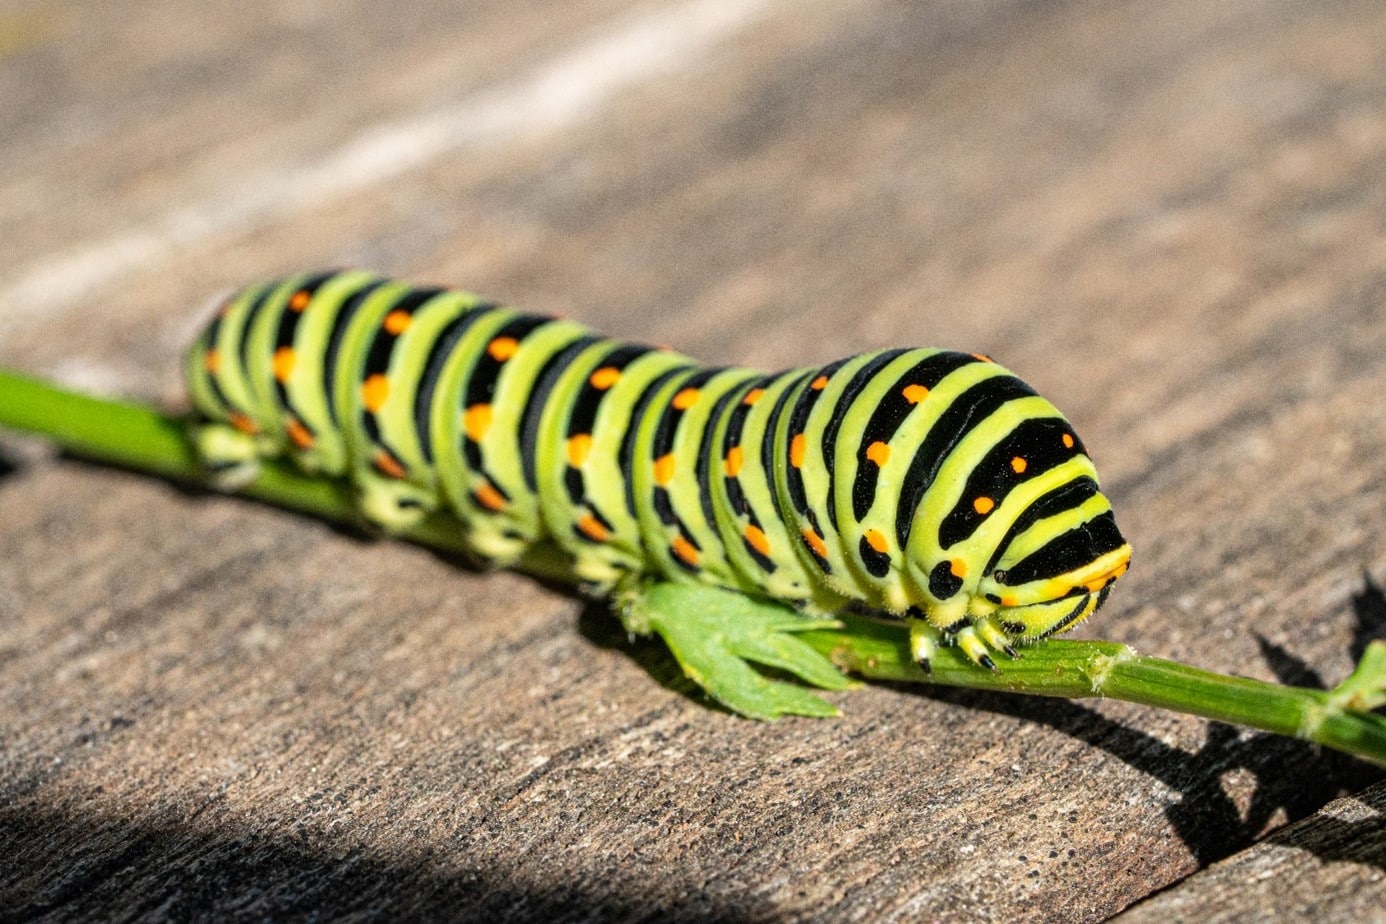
<box><xmin>188</xmin><ymin>270</ymin><xmax>1131</xmax><ymax>713</ymax></box>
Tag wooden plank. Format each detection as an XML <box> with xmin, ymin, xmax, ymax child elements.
<box><xmin>2</xmin><ymin>0</ymin><xmax>1386</xmax><ymax>919</ymax></box>
<box><xmin>1114</xmin><ymin>780</ymin><xmax>1386</xmax><ymax>923</ymax></box>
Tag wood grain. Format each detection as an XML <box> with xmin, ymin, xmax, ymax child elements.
<box><xmin>1115</xmin><ymin>780</ymin><xmax>1386</xmax><ymax>923</ymax></box>
<box><xmin>3</xmin><ymin>0</ymin><xmax>1386</xmax><ymax>919</ymax></box>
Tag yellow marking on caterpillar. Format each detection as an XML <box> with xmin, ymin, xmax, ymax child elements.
<box><xmin>790</xmin><ymin>433</ymin><xmax>806</xmax><ymax>468</ymax></box>
<box><xmin>273</xmin><ymin>346</ymin><xmax>296</xmax><ymax>383</ymax></box>
<box><xmin>725</xmin><ymin>445</ymin><xmax>743</xmax><ymax>477</ymax></box>
<box><xmin>577</xmin><ymin>513</ymin><xmax>608</xmax><ymax>542</ymax></box>
<box><xmin>383</xmin><ymin>310</ymin><xmax>412</xmax><ymax>334</ymax></box>
<box><xmin>744</xmin><ymin>524</ymin><xmax>770</xmax><ymax>556</ymax></box>
<box><xmin>567</xmin><ymin>433</ymin><xmax>592</xmax><ymax>466</ymax></box>
<box><xmin>589</xmin><ymin>366</ymin><xmax>621</xmax><ymax>389</ymax></box>
<box><xmin>672</xmin><ymin>535</ymin><xmax>700</xmax><ymax>566</ymax></box>
<box><xmin>374</xmin><ymin>451</ymin><xmax>407</xmax><ymax>479</ymax></box>
<box><xmin>488</xmin><ymin>337</ymin><xmax>518</xmax><ymax>361</ymax></box>
<box><xmin>654</xmin><ymin>453</ymin><xmax>676</xmax><ymax>486</ymax></box>
<box><xmin>228</xmin><ymin>412</ymin><xmax>259</xmax><ymax>435</ymax></box>
<box><xmin>285</xmin><ymin>418</ymin><xmax>315</xmax><ymax>449</ymax></box>
<box><xmin>475</xmin><ymin>483</ymin><xmax>506</xmax><ymax>511</ymax></box>
<box><xmin>362</xmin><ymin>374</ymin><xmax>390</xmax><ymax>412</ymax></box>
<box><xmin>463</xmin><ymin>404</ymin><xmax>493</xmax><ymax>443</ymax></box>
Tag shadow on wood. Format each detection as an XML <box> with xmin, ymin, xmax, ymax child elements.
<box><xmin>912</xmin><ymin>686</ymin><xmax>1382</xmax><ymax>868</ymax></box>
<box><xmin>1261</xmin><ymin>782</ymin><xmax>1386</xmax><ymax>867</ymax></box>
<box><xmin>585</xmin><ymin>573</ymin><xmax>1386</xmax><ymax>869</ymax></box>
<box><xmin>1351</xmin><ymin>573</ymin><xmax>1386</xmax><ymax>664</ymax></box>
<box><xmin>0</xmin><ymin>446</ymin><xmax>18</xmax><ymax>483</ymax></box>
<box><xmin>0</xmin><ymin>803</ymin><xmax>754</xmax><ymax>922</ymax></box>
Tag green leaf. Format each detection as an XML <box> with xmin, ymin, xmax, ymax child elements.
<box><xmin>623</xmin><ymin>581</ymin><xmax>854</xmax><ymax>720</ymax></box>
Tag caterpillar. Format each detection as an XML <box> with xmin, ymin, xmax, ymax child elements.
<box><xmin>187</xmin><ymin>270</ymin><xmax>1130</xmax><ymax>710</ymax></box>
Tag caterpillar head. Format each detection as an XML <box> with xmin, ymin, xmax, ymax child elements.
<box><xmin>977</xmin><ymin>503</ymin><xmax>1131</xmax><ymax>644</ymax></box>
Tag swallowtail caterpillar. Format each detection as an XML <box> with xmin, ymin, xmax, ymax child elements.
<box><xmin>188</xmin><ymin>270</ymin><xmax>1131</xmax><ymax>716</ymax></box>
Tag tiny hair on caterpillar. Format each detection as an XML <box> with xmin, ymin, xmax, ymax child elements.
<box><xmin>187</xmin><ymin>270</ymin><xmax>1131</xmax><ymax>714</ymax></box>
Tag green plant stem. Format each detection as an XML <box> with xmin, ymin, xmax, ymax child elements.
<box><xmin>803</xmin><ymin>618</ymin><xmax>1386</xmax><ymax>763</ymax></box>
<box><xmin>4</xmin><ymin>367</ymin><xmax>1386</xmax><ymax>765</ymax></box>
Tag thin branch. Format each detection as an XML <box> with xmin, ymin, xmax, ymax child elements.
<box><xmin>4</xmin><ymin>367</ymin><xmax>1386</xmax><ymax>765</ymax></box>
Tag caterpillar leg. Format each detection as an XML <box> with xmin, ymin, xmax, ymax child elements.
<box><xmin>190</xmin><ymin>422</ymin><xmax>262</xmax><ymax>490</ymax></box>
<box><xmin>909</xmin><ymin>614</ymin><xmax>1018</xmax><ymax>673</ymax></box>
<box><xmin>617</xmin><ymin>580</ymin><xmax>854</xmax><ymax>720</ymax></box>
<box><xmin>907</xmin><ymin>617</ymin><xmax>940</xmax><ymax>674</ymax></box>
<box><xmin>355</xmin><ymin>471</ymin><xmax>438</xmax><ymax>533</ymax></box>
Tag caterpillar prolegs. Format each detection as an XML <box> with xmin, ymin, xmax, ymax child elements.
<box><xmin>187</xmin><ymin>270</ymin><xmax>1131</xmax><ymax>717</ymax></box>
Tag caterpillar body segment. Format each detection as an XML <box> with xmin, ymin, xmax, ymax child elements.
<box><xmin>535</xmin><ymin>341</ymin><xmax>696</xmax><ymax>586</ymax></box>
<box><xmin>188</xmin><ymin>270</ymin><xmax>1131</xmax><ymax>713</ymax></box>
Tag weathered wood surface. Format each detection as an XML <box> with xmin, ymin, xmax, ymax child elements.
<box><xmin>1115</xmin><ymin>779</ymin><xmax>1386</xmax><ymax>923</ymax></box>
<box><xmin>2</xmin><ymin>0</ymin><xmax>1386</xmax><ymax>920</ymax></box>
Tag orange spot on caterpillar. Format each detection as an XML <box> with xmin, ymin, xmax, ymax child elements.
<box><xmin>362</xmin><ymin>374</ymin><xmax>390</xmax><ymax>412</ymax></box>
<box><xmin>1085</xmin><ymin>577</ymin><xmax>1108</xmax><ymax>593</ymax></box>
<box><xmin>790</xmin><ymin>433</ymin><xmax>807</xmax><ymax>468</ymax></box>
<box><xmin>743</xmin><ymin>524</ymin><xmax>770</xmax><ymax>556</ymax></box>
<box><xmin>374</xmin><ymin>451</ymin><xmax>407</xmax><ymax>480</ymax></box>
<box><xmin>1001</xmin><ymin>595</ymin><xmax>1019</xmax><ymax>607</ymax></box>
<box><xmin>672</xmin><ymin>535</ymin><xmax>700</xmax><ymax>566</ymax></box>
<box><xmin>972</xmin><ymin>353</ymin><xmax>993</xmax><ymax>363</ymax></box>
<box><xmin>228</xmin><ymin>412</ymin><xmax>259</xmax><ymax>435</ymax></box>
<box><xmin>203</xmin><ymin>349</ymin><xmax>221</xmax><ymax>374</ymax></box>
<box><xmin>672</xmin><ymin>388</ymin><xmax>700</xmax><ymax>411</ymax></box>
<box><xmin>1062</xmin><ymin>433</ymin><xmax>1075</xmax><ymax>449</ymax></box>
<box><xmin>654</xmin><ymin>453</ymin><xmax>676</xmax><ymax>486</ymax></box>
<box><xmin>902</xmin><ymin>384</ymin><xmax>929</xmax><ymax>404</ymax></box>
<box><xmin>567</xmin><ymin>433</ymin><xmax>592</xmax><ymax>466</ymax></box>
<box><xmin>463</xmin><ymin>404</ymin><xmax>492</xmax><ymax>442</ymax></box>
<box><xmin>725</xmin><ymin>445</ymin><xmax>743</xmax><ymax>477</ymax></box>
<box><xmin>288</xmin><ymin>290</ymin><xmax>311</xmax><ymax>312</ymax></box>
<box><xmin>589</xmin><ymin>366</ymin><xmax>621</xmax><ymax>390</ymax></box>
<box><xmin>285</xmin><ymin>417</ymin><xmax>315</xmax><ymax>449</ymax></box>
<box><xmin>272</xmin><ymin>346</ymin><xmax>296</xmax><ymax>383</ymax></box>
<box><xmin>487</xmin><ymin>336</ymin><xmax>518</xmax><ymax>361</ymax></box>
<box><xmin>810</xmin><ymin>375</ymin><xmax>829</xmax><ymax>390</ymax></box>
<box><xmin>864</xmin><ymin>529</ymin><xmax>888</xmax><ymax>554</ymax></box>
<box><xmin>1011</xmin><ymin>456</ymin><xmax>1027</xmax><ymax>474</ymax></box>
<box><xmin>577</xmin><ymin>513</ymin><xmax>608</xmax><ymax>542</ymax></box>
<box><xmin>801</xmin><ymin>528</ymin><xmax>829</xmax><ymax>559</ymax></box>
<box><xmin>474</xmin><ymin>482</ymin><xmax>506</xmax><ymax>511</ymax></box>
<box><xmin>950</xmin><ymin>558</ymin><xmax>968</xmax><ymax>579</ymax></box>
<box><xmin>743</xmin><ymin>388</ymin><xmax>765</xmax><ymax>405</ymax></box>
<box><xmin>973</xmin><ymin>497</ymin><xmax>995</xmax><ymax>515</ymax></box>
<box><xmin>383</xmin><ymin>310</ymin><xmax>412</xmax><ymax>335</ymax></box>
<box><xmin>865</xmin><ymin>441</ymin><xmax>890</xmax><ymax>466</ymax></box>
